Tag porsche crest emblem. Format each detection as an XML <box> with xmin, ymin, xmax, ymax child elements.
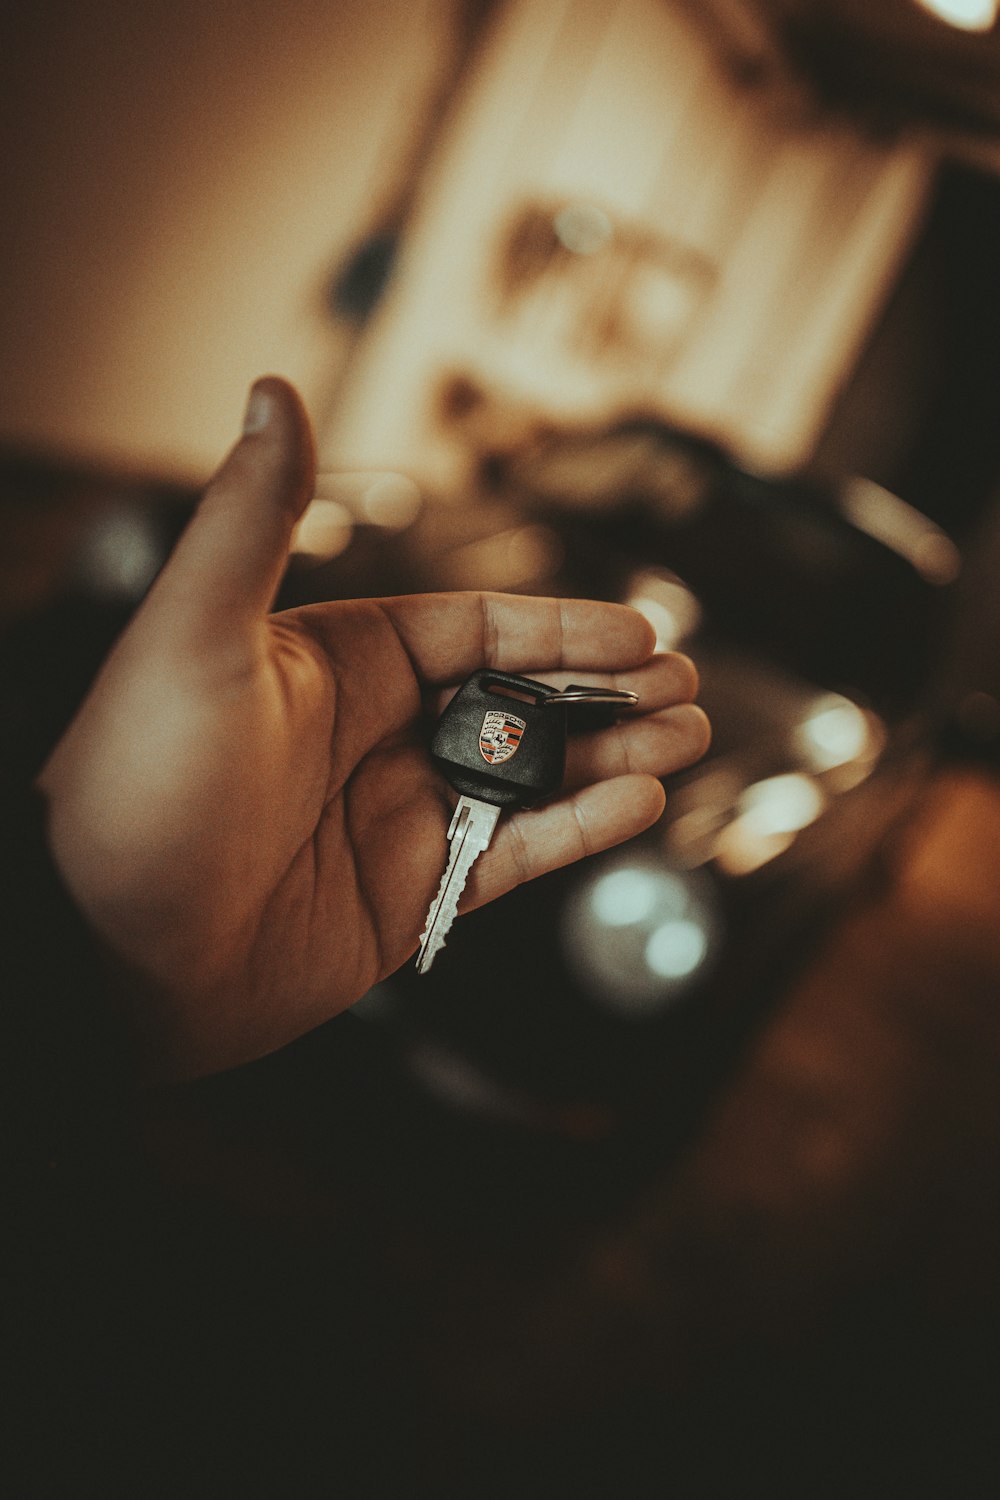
<box><xmin>479</xmin><ymin>709</ymin><xmax>526</xmax><ymax>765</ymax></box>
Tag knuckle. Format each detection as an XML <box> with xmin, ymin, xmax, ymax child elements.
<box><xmin>557</xmin><ymin>598</ymin><xmax>571</xmax><ymax>667</ymax></box>
<box><xmin>571</xmin><ymin>798</ymin><xmax>595</xmax><ymax>861</ymax></box>
<box><xmin>506</xmin><ymin>815</ymin><xmax>535</xmax><ymax>888</ymax></box>
<box><xmin>479</xmin><ymin>593</ymin><xmax>501</xmax><ymax>665</ymax></box>
<box><xmin>613</xmin><ymin>724</ymin><xmax>634</xmax><ymax>777</ymax></box>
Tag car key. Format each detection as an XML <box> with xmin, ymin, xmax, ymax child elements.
<box><xmin>416</xmin><ymin>670</ymin><xmax>638</xmax><ymax>973</ymax></box>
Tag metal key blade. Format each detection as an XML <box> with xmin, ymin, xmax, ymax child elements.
<box><xmin>416</xmin><ymin>796</ymin><xmax>501</xmax><ymax>974</ymax></box>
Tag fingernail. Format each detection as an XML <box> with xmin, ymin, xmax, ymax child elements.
<box><xmin>242</xmin><ymin>384</ymin><xmax>273</xmax><ymax>435</ymax></box>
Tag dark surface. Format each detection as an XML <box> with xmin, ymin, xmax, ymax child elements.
<box><xmin>128</xmin><ymin>771</ymin><xmax>1000</xmax><ymax>1498</ymax></box>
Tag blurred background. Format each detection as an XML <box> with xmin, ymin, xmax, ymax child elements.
<box><xmin>4</xmin><ymin>0</ymin><xmax>1000</xmax><ymax>1493</ymax></box>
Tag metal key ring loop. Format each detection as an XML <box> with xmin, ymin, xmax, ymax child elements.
<box><xmin>542</xmin><ymin>688</ymin><xmax>639</xmax><ymax>707</ymax></box>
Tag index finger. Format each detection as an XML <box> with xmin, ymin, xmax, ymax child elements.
<box><xmin>376</xmin><ymin>592</ymin><xmax>657</xmax><ymax>685</ymax></box>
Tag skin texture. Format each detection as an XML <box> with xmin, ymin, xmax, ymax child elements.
<box><xmin>38</xmin><ymin>378</ymin><xmax>710</xmax><ymax>1079</ymax></box>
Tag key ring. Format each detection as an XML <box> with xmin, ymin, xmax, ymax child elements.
<box><xmin>542</xmin><ymin>687</ymin><xmax>639</xmax><ymax>707</ymax></box>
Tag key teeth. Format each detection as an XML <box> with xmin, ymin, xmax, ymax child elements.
<box><xmin>416</xmin><ymin>798</ymin><xmax>501</xmax><ymax>974</ymax></box>
<box><xmin>426</xmin><ymin>855</ymin><xmax>457</xmax><ymax>922</ymax></box>
<box><xmin>416</xmin><ymin>862</ymin><xmax>470</xmax><ymax>972</ymax></box>
<box><xmin>418</xmin><ymin>860</ymin><xmax>458</xmax><ymax>952</ymax></box>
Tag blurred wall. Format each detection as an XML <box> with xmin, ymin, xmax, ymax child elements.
<box><xmin>0</xmin><ymin>0</ymin><xmax>452</xmax><ymax>481</ymax></box>
<box><xmin>324</xmin><ymin>0</ymin><xmax>934</xmax><ymax>489</ymax></box>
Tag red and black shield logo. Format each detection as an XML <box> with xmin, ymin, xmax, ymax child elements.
<box><xmin>479</xmin><ymin>709</ymin><xmax>526</xmax><ymax>765</ymax></box>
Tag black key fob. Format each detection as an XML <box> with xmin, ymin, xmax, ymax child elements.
<box><xmin>431</xmin><ymin>671</ymin><xmax>567</xmax><ymax>809</ymax></box>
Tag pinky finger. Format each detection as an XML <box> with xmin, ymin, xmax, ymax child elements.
<box><xmin>460</xmin><ymin>773</ymin><xmax>666</xmax><ymax>914</ymax></box>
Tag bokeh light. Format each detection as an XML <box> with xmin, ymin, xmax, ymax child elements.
<box><xmin>562</xmin><ymin>855</ymin><xmax>718</xmax><ymax>1014</ymax></box>
<box><xmin>290</xmin><ymin>498</ymin><xmax>353</xmax><ymax>563</ymax></box>
<box><xmin>794</xmin><ymin>692</ymin><xmax>884</xmax><ymax>780</ymax></box>
<box><xmin>713</xmin><ymin>773</ymin><xmax>825</xmax><ymax>877</ymax></box>
<box><xmin>553</xmin><ymin>203</ymin><xmax>614</xmax><ymax>256</ymax></box>
<box><xmin>645</xmin><ymin>918</ymin><xmax>708</xmax><ymax>980</ymax></box>
<box><xmin>625</xmin><ymin>569</ymin><xmax>702</xmax><ymax>650</ymax></box>
<box><xmin>840</xmin><ymin>477</ymin><xmax>961</xmax><ymax>586</ymax></box>
<box><xmin>74</xmin><ymin>502</ymin><xmax>165</xmax><ymax>601</ymax></box>
<box><xmin>913</xmin><ymin>0</ymin><xmax>998</xmax><ymax>32</ymax></box>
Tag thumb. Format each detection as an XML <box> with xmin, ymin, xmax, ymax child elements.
<box><xmin>143</xmin><ymin>376</ymin><xmax>315</xmax><ymax>647</ymax></box>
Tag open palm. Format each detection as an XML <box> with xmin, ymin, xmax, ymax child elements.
<box><xmin>39</xmin><ymin>380</ymin><xmax>709</xmax><ymax>1078</ymax></box>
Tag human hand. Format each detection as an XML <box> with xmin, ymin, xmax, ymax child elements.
<box><xmin>38</xmin><ymin>379</ymin><xmax>710</xmax><ymax>1078</ymax></box>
